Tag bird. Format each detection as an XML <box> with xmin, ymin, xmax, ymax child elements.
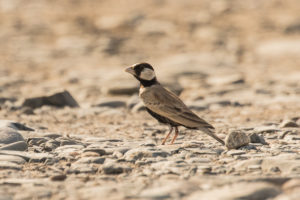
<box><xmin>125</xmin><ymin>62</ymin><xmax>225</xmax><ymax>145</ymax></box>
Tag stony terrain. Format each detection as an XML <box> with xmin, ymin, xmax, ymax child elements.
<box><xmin>0</xmin><ymin>0</ymin><xmax>300</xmax><ymax>199</ymax></box>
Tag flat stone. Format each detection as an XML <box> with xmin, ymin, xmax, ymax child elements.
<box><xmin>248</xmin><ymin>132</ymin><xmax>268</xmax><ymax>144</ymax></box>
<box><xmin>186</xmin><ymin>182</ymin><xmax>280</xmax><ymax>200</ymax></box>
<box><xmin>0</xmin><ymin>120</ymin><xmax>34</xmax><ymax>131</ymax></box>
<box><xmin>76</xmin><ymin>157</ymin><xmax>105</xmax><ymax>164</ymax></box>
<box><xmin>0</xmin><ymin>141</ymin><xmax>28</xmax><ymax>151</ymax></box>
<box><xmin>0</xmin><ymin>129</ymin><xmax>25</xmax><ymax>144</ymax></box>
<box><xmin>0</xmin><ymin>155</ymin><xmax>26</xmax><ymax>164</ymax></box>
<box><xmin>0</xmin><ymin>161</ymin><xmax>22</xmax><ymax>170</ymax></box>
<box><xmin>67</xmin><ymin>163</ymin><xmax>98</xmax><ymax>174</ymax></box>
<box><xmin>226</xmin><ymin>149</ymin><xmax>246</xmax><ymax>156</ymax></box>
<box><xmin>225</xmin><ymin>130</ymin><xmax>250</xmax><ymax>149</ymax></box>
<box><xmin>50</xmin><ymin>174</ymin><xmax>67</xmax><ymax>181</ymax></box>
<box><xmin>124</xmin><ymin>148</ymin><xmax>170</xmax><ymax>161</ymax></box>
<box><xmin>83</xmin><ymin>148</ymin><xmax>106</xmax><ymax>156</ymax></box>
<box><xmin>102</xmin><ymin>163</ymin><xmax>131</xmax><ymax>175</ymax></box>
<box><xmin>22</xmin><ymin>90</ymin><xmax>79</xmax><ymax>109</ymax></box>
<box><xmin>0</xmin><ymin>150</ymin><xmax>54</xmax><ymax>162</ymax></box>
<box><xmin>280</xmin><ymin>120</ymin><xmax>299</xmax><ymax>128</ymax></box>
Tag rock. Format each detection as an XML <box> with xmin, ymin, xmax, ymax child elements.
<box><xmin>0</xmin><ymin>161</ymin><xmax>22</xmax><ymax>170</ymax></box>
<box><xmin>280</xmin><ymin>120</ymin><xmax>299</xmax><ymax>128</ymax></box>
<box><xmin>248</xmin><ymin>132</ymin><xmax>268</xmax><ymax>144</ymax></box>
<box><xmin>186</xmin><ymin>182</ymin><xmax>280</xmax><ymax>200</ymax></box>
<box><xmin>0</xmin><ymin>150</ymin><xmax>54</xmax><ymax>162</ymax></box>
<box><xmin>0</xmin><ymin>120</ymin><xmax>34</xmax><ymax>131</ymax></box>
<box><xmin>50</xmin><ymin>174</ymin><xmax>67</xmax><ymax>181</ymax></box>
<box><xmin>0</xmin><ymin>155</ymin><xmax>26</xmax><ymax>164</ymax></box>
<box><xmin>76</xmin><ymin>157</ymin><xmax>105</xmax><ymax>164</ymax></box>
<box><xmin>0</xmin><ymin>129</ymin><xmax>25</xmax><ymax>144</ymax></box>
<box><xmin>225</xmin><ymin>130</ymin><xmax>250</xmax><ymax>149</ymax></box>
<box><xmin>83</xmin><ymin>148</ymin><xmax>106</xmax><ymax>156</ymax></box>
<box><xmin>22</xmin><ymin>90</ymin><xmax>79</xmax><ymax>109</ymax></box>
<box><xmin>0</xmin><ymin>141</ymin><xmax>28</xmax><ymax>151</ymax></box>
<box><xmin>67</xmin><ymin>163</ymin><xmax>98</xmax><ymax>174</ymax></box>
<box><xmin>102</xmin><ymin>162</ymin><xmax>131</xmax><ymax>175</ymax></box>
<box><xmin>226</xmin><ymin>149</ymin><xmax>246</xmax><ymax>156</ymax></box>
<box><xmin>93</xmin><ymin>100</ymin><xmax>126</xmax><ymax>108</ymax></box>
<box><xmin>124</xmin><ymin>148</ymin><xmax>170</xmax><ymax>161</ymax></box>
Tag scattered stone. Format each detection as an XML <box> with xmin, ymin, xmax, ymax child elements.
<box><xmin>280</xmin><ymin>120</ymin><xmax>299</xmax><ymax>128</ymax></box>
<box><xmin>226</xmin><ymin>149</ymin><xmax>246</xmax><ymax>156</ymax></box>
<box><xmin>102</xmin><ymin>162</ymin><xmax>131</xmax><ymax>175</ymax></box>
<box><xmin>0</xmin><ymin>161</ymin><xmax>22</xmax><ymax>170</ymax></box>
<box><xmin>0</xmin><ymin>141</ymin><xmax>28</xmax><ymax>151</ymax></box>
<box><xmin>67</xmin><ymin>163</ymin><xmax>98</xmax><ymax>174</ymax></box>
<box><xmin>0</xmin><ymin>155</ymin><xmax>26</xmax><ymax>164</ymax></box>
<box><xmin>0</xmin><ymin>120</ymin><xmax>34</xmax><ymax>131</ymax></box>
<box><xmin>0</xmin><ymin>129</ymin><xmax>25</xmax><ymax>144</ymax></box>
<box><xmin>76</xmin><ymin>157</ymin><xmax>105</xmax><ymax>164</ymax></box>
<box><xmin>22</xmin><ymin>90</ymin><xmax>79</xmax><ymax>109</ymax></box>
<box><xmin>124</xmin><ymin>148</ymin><xmax>170</xmax><ymax>161</ymax></box>
<box><xmin>50</xmin><ymin>174</ymin><xmax>67</xmax><ymax>181</ymax></box>
<box><xmin>83</xmin><ymin>148</ymin><xmax>106</xmax><ymax>156</ymax></box>
<box><xmin>248</xmin><ymin>132</ymin><xmax>268</xmax><ymax>144</ymax></box>
<box><xmin>225</xmin><ymin>130</ymin><xmax>250</xmax><ymax>149</ymax></box>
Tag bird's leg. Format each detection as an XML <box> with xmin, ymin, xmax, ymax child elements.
<box><xmin>170</xmin><ymin>127</ymin><xmax>179</xmax><ymax>145</ymax></box>
<box><xmin>162</xmin><ymin>126</ymin><xmax>173</xmax><ymax>145</ymax></box>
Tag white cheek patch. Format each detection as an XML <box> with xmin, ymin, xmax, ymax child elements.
<box><xmin>140</xmin><ymin>68</ymin><xmax>156</xmax><ymax>80</ymax></box>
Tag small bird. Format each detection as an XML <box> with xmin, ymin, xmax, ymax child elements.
<box><xmin>125</xmin><ymin>63</ymin><xmax>225</xmax><ymax>145</ymax></box>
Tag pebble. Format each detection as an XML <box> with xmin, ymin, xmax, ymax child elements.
<box><xmin>102</xmin><ymin>162</ymin><xmax>131</xmax><ymax>175</ymax></box>
<box><xmin>225</xmin><ymin>130</ymin><xmax>250</xmax><ymax>149</ymax></box>
<box><xmin>0</xmin><ymin>155</ymin><xmax>26</xmax><ymax>164</ymax></box>
<box><xmin>226</xmin><ymin>149</ymin><xmax>246</xmax><ymax>156</ymax></box>
<box><xmin>0</xmin><ymin>141</ymin><xmax>28</xmax><ymax>151</ymax></box>
<box><xmin>248</xmin><ymin>132</ymin><xmax>268</xmax><ymax>144</ymax></box>
<box><xmin>22</xmin><ymin>90</ymin><xmax>79</xmax><ymax>109</ymax></box>
<box><xmin>280</xmin><ymin>120</ymin><xmax>299</xmax><ymax>128</ymax></box>
<box><xmin>0</xmin><ymin>120</ymin><xmax>34</xmax><ymax>131</ymax></box>
<box><xmin>0</xmin><ymin>161</ymin><xmax>22</xmax><ymax>170</ymax></box>
<box><xmin>0</xmin><ymin>129</ymin><xmax>25</xmax><ymax>144</ymax></box>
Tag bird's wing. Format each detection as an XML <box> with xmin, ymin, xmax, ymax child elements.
<box><xmin>141</xmin><ymin>85</ymin><xmax>214</xmax><ymax>129</ymax></box>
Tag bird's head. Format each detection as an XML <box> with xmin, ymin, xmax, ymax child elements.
<box><xmin>125</xmin><ymin>63</ymin><xmax>157</xmax><ymax>86</ymax></box>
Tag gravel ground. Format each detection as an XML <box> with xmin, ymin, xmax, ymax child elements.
<box><xmin>0</xmin><ymin>0</ymin><xmax>300</xmax><ymax>199</ymax></box>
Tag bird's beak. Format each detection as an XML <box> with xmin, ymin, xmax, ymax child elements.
<box><xmin>125</xmin><ymin>67</ymin><xmax>136</xmax><ymax>75</ymax></box>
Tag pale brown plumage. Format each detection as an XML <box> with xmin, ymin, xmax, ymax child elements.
<box><xmin>140</xmin><ymin>84</ymin><xmax>225</xmax><ymax>145</ymax></box>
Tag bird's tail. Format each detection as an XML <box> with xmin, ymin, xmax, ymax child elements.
<box><xmin>199</xmin><ymin>128</ymin><xmax>225</xmax><ymax>145</ymax></box>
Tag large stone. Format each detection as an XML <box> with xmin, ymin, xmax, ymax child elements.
<box><xmin>22</xmin><ymin>90</ymin><xmax>79</xmax><ymax>109</ymax></box>
<box><xmin>280</xmin><ymin>120</ymin><xmax>299</xmax><ymax>128</ymax></box>
<box><xmin>0</xmin><ymin>141</ymin><xmax>28</xmax><ymax>151</ymax></box>
<box><xmin>0</xmin><ymin>129</ymin><xmax>25</xmax><ymax>144</ymax></box>
<box><xmin>0</xmin><ymin>155</ymin><xmax>26</xmax><ymax>164</ymax></box>
<box><xmin>225</xmin><ymin>130</ymin><xmax>250</xmax><ymax>149</ymax></box>
<box><xmin>0</xmin><ymin>120</ymin><xmax>34</xmax><ymax>131</ymax></box>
